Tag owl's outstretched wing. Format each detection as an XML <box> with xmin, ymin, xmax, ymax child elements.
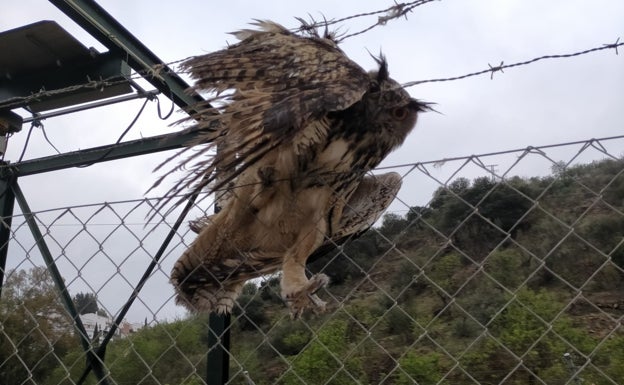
<box><xmin>151</xmin><ymin>20</ymin><xmax>371</xmax><ymax>211</ymax></box>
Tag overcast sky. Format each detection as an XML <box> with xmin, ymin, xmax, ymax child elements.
<box><xmin>2</xmin><ymin>0</ymin><xmax>623</xmax><ymax>322</ymax></box>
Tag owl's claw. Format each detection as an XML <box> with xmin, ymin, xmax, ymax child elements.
<box><xmin>284</xmin><ymin>274</ymin><xmax>329</xmax><ymax>319</ymax></box>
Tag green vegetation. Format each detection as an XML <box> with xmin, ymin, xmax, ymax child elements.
<box><xmin>2</xmin><ymin>158</ymin><xmax>623</xmax><ymax>384</ymax></box>
<box><xmin>0</xmin><ymin>267</ymin><xmax>76</xmax><ymax>385</ymax></box>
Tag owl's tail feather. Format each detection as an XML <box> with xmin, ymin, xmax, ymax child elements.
<box><xmin>171</xmin><ymin>226</ymin><xmax>283</xmax><ymax>313</ymax></box>
<box><xmin>171</xmin><ymin>252</ymin><xmax>248</xmax><ymax>314</ymax></box>
<box><xmin>170</xmin><ymin>214</ymin><xmax>228</xmax><ymax>313</ymax></box>
<box><xmin>172</xmin><ymin>256</ymin><xmax>283</xmax><ymax>313</ymax></box>
<box><xmin>174</xmin><ymin>279</ymin><xmax>245</xmax><ymax>315</ymax></box>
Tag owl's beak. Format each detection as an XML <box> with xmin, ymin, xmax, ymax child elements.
<box><xmin>409</xmin><ymin>99</ymin><xmax>437</xmax><ymax>113</ymax></box>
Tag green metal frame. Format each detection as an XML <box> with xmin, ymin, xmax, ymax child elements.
<box><xmin>0</xmin><ymin>1</ymin><xmax>231</xmax><ymax>384</ymax></box>
<box><xmin>14</xmin><ymin>128</ymin><xmax>199</xmax><ymax>176</ymax></box>
<box><xmin>48</xmin><ymin>0</ymin><xmax>204</xmax><ymax>112</ymax></box>
<box><xmin>0</xmin><ymin>128</ymin><xmax>203</xmax><ymax>385</ymax></box>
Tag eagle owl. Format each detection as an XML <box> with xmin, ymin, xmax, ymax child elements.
<box><xmin>154</xmin><ymin>21</ymin><xmax>429</xmax><ymax>317</ymax></box>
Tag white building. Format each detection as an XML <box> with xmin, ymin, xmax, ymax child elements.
<box><xmin>79</xmin><ymin>313</ymin><xmax>115</xmax><ymax>341</ymax></box>
<box><xmin>79</xmin><ymin>313</ymin><xmax>143</xmax><ymax>341</ymax></box>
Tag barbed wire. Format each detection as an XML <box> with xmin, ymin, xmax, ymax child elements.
<box><xmin>0</xmin><ymin>76</ymin><xmax>133</xmax><ymax>112</ymax></box>
<box><xmin>337</xmin><ymin>0</ymin><xmax>439</xmax><ymax>41</ymax></box>
<box><xmin>403</xmin><ymin>37</ymin><xmax>622</xmax><ymax>87</ymax></box>
<box><xmin>1</xmin><ymin>0</ymin><xmax>622</xmax><ymax>173</ymax></box>
<box><xmin>298</xmin><ymin>0</ymin><xmax>437</xmax><ymax>30</ymax></box>
<box><xmin>3</xmin><ymin>34</ymin><xmax>620</xmax><ymax>115</ymax></box>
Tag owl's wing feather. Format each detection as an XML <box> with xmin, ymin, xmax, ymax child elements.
<box><xmin>151</xmin><ymin>21</ymin><xmax>370</xmax><ymax>212</ymax></box>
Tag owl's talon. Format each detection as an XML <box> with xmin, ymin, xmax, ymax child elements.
<box><xmin>283</xmin><ymin>274</ymin><xmax>329</xmax><ymax>318</ymax></box>
<box><xmin>308</xmin><ymin>294</ymin><xmax>327</xmax><ymax>313</ymax></box>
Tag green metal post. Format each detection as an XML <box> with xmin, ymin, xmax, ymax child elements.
<box><xmin>206</xmin><ymin>153</ymin><xmax>231</xmax><ymax>384</ymax></box>
<box><xmin>0</xmin><ymin>167</ymin><xmax>16</xmax><ymax>298</ymax></box>
<box><xmin>207</xmin><ymin>313</ymin><xmax>231</xmax><ymax>384</ymax></box>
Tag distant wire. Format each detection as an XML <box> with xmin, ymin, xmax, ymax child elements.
<box><xmin>39</xmin><ymin>122</ymin><xmax>61</xmax><ymax>155</ymax></box>
<box><xmin>17</xmin><ymin>120</ymin><xmax>37</xmax><ymax>163</ymax></box>
<box><xmin>77</xmin><ymin>96</ymin><xmax>152</xmax><ymax>168</ymax></box>
<box><xmin>374</xmin><ymin>134</ymin><xmax>624</xmax><ymax>171</ymax></box>
<box><xmin>18</xmin><ymin>116</ymin><xmax>56</xmax><ymax>162</ymax></box>
<box><xmin>155</xmin><ymin>89</ymin><xmax>175</xmax><ymax>120</ymax></box>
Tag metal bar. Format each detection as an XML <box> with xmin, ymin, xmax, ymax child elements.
<box><xmin>0</xmin><ymin>169</ymin><xmax>16</xmax><ymax>298</ymax></box>
<box><xmin>0</xmin><ymin>52</ymin><xmax>131</xmax><ymax>112</ymax></box>
<box><xmin>22</xmin><ymin>90</ymin><xmax>160</xmax><ymax>123</ymax></box>
<box><xmin>207</xmin><ymin>144</ymin><xmax>231</xmax><ymax>384</ymax></box>
<box><xmin>49</xmin><ymin>0</ymin><xmax>203</xmax><ymax>111</ymax></box>
<box><xmin>12</xmin><ymin>181</ymin><xmax>110</xmax><ymax>385</ymax></box>
<box><xmin>9</xmin><ymin>128</ymin><xmax>202</xmax><ymax>176</ymax></box>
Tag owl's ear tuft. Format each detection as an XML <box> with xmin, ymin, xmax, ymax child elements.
<box><xmin>372</xmin><ymin>52</ymin><xmax>388</xmax><ymax>82</ymax></box>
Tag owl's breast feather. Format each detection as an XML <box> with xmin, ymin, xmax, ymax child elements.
<box><xmin>317</xmin><ymin>138</ymin><xmax>354</xmax><ymax>172</ymax></box>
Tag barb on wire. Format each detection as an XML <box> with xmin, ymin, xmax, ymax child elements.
<box><xmin>377</xmin><ymin>2</ymin><xmax>412</xmax><ymax>25</ymax></box>
<box><xmin>488</xmin><ymin>61</ymin><xmax>504</xmax><ymax>80</ymax></box>
<box><xmin>603</xmin><ymin>37</ymin><xmax>620</xmax><ymax>55</ymax></box>
<box><xmin>337</xmin><ymin>0</ymin><xmax>438</xmax><ymax>42</ymax></box>
<box><xmin>403</xmin><ymin>38</ymin><xmax>624</xmax><ymax>87</ymax></box>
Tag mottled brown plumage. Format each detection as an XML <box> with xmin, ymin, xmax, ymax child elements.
<box><xmin>154</xmin><ymin>20</ymin><xmax>429</xmax><ymax>317</ymax></box>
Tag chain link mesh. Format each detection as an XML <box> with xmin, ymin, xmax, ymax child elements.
<box><xmin>1</xmin><ymin>135</ymin><xmax>623</xmax><ymax>385</ymax></box>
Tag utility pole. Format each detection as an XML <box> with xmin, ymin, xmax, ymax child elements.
<box><xmin>485</xmin><ymin>164</ymin><xmax>499</xmax><ymax>182</ymax></box>
<box><xmin>563</xmin><ymin>352</ymin><xmax>583</xmax><ymax>385</ymax></box>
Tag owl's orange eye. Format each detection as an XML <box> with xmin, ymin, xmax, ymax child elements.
<box><xmin>392</xmin><ymin>107</ymin><xmax>409</xmax><ymax>120</ymax></box>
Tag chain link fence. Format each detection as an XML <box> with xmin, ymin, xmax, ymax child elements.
<box><xmin>1</xmin><ymin>135</ymin><xmax>623</xmax><ymax>385</ymax></box>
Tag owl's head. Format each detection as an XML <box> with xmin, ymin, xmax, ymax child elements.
<box><xmin>365</xmin><ymin>55</ymin><xmax>430</xmax><ymax>143</ymax></box>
